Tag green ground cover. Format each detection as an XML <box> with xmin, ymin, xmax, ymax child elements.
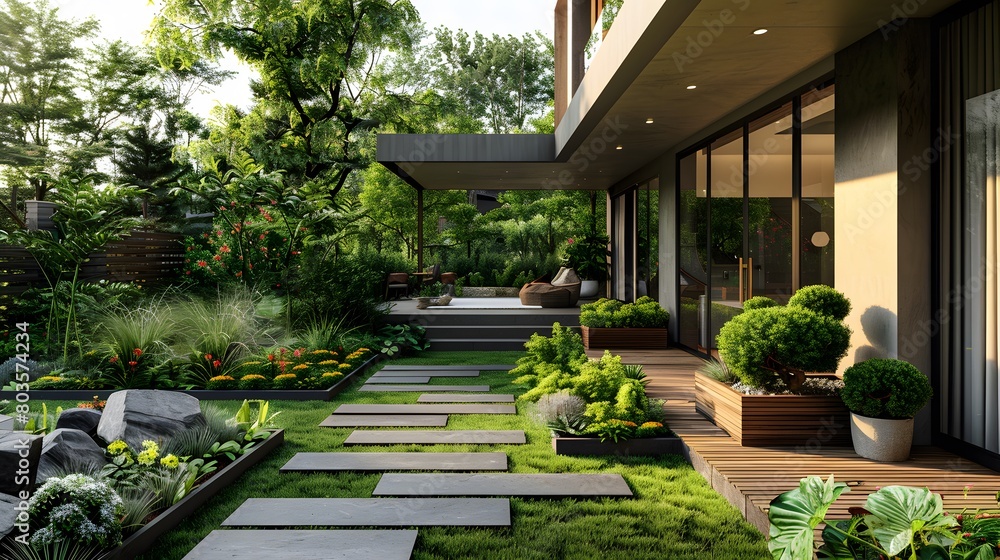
<box><xmin>34</xmin><ymin>350</ymin><xmax>767</xmax><ymax>559</ymax></box>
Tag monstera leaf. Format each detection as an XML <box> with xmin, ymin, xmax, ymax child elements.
<box><xmin>769</xmin><ymin>475</ymin><xmax>850</xmax><ymax>560</ymax></box>
<box><xmin>862</xmin><ymin>486</ymin><xmax>959</xmax><ymax>557</ymax></box>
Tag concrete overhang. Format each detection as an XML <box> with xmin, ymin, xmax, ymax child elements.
<box><xmin>378</xmin><ymin>0</ymin><xmax>959</xmax><ymax>191</ymax></box>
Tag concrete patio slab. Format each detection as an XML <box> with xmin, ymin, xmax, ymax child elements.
<box><xmin>281</xmin><ymin>452</ymin><xmax>508</xmax><ymax>472</ymax></box>
<box><xmin>360</xmin><ymin>385</ymin><xmax>490</xmax><ymax>392</ymax></box>
<box><xmin>364</xmin><ymin>376</ymin><xmax>430</xmax><ymax>384</ymax></box>
<box><xmin>222</xmin><ymin>498</ymin><xmax>511</xmax><ymax>527</ymax></box>
<box><xmin>334</xmin><ymin>404</ymin><xmax>515</xmax><ymax>415</ymax></box>
<box><xmin>343</xmin><ymin>430</ymin><xmax>526</xmax><ymax>446</ymax></box>
<box><xmin>418</xmin><ymin>394</ymin><xmax>516</xmax><ymax>403</ymax></box>
<box><xmin>380</xmin><ymin>365</ymin><xmax>513</xmax><ymax>371</ymax></box>
<box><xmin>182</xmin><ymin>530</ymin><xmax>417</xmax><ymax>560</ymax></box>
<box><xmin>319</xmin><ymin>414</ymin><xmax>449</xmax><ymax>427</ymax></box>
<box><xmin>373</xmin><ymin>473</ymin><xmax>634</xmax><ymax>498</ymax></box>
<box><xmin>371</xmin><ymin>370</ymin><xmax>480</xmax><ymax>377</ymax></box>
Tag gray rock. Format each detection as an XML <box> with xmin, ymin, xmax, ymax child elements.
<box><xmin>55</xmin><ymin>408</ymin><xmax>102</xmax><ymax>438</ymax></box>
<box><xmin>0</xmin><ymin>493</ymin><xmax>21</xmax><ymax>540</ymax></box>
<box><xmin>0</xmin><ymin>432</ymin><xmax>42</xmax><ymax>495</ymax></box>
<box><xmin>0</xmin><ymin>414</ymin><xmax>13</xmax><ymax>431</ymax></box>
<box><xmin>97</xmin><ymin>390</ymin><xmax>205</xmax><ymax>448</ymax></box>
<box><xmin>37</xmin><ymin>429</ymin><xmax>107</xmax><ymax>483</ymax></box>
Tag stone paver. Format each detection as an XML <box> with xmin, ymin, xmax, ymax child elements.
<box><xmin>364</xmin><ymin>376</ymin><xmax>430</xmax><ymax>384</ymax></box>
<box><xmin>418</xmin><ymin>394</ymin><xmax>515</xmax><ymax>403</ymax></box>
<box><xmin>320</xmin><ymin>414</ymin><xmax>448</xmax><ymax>427</ymax></box>
<box><xmin>360</xmin><ymin>384</ymin><xmax>490</xmax><ymax>392</ymax></box>
<box><xmin>373</xmin><ymin>473</ymin><xmax>634</xmax><ymax>498</ymax></box>
<box><xmin>344</xmin><ymin>430</ymin><xmax>525</xmax><ymax>446</ymax></box>
<box><xmin>281</xmin><ymin>452</ymin><xmax>508</xmax><ymax>472</ymax></box>
<box><xmin>381</xmin><ymin>365</ymin><xmax>513</xmax><ymax>371</ymax></box>
<box><xmin>223</xmin><ymin>498</ymin><xmax>511</xmax><ymax>527</ymax></box>
<box><xmin>335</xmin><ymin>404</ymin><xmax>515</xmax><ymax>415</ymax></box>
<box><xmin>371</xmin><ymin>370</ymin><xmax>479</xmax><ymax>378</ymax></box>
<box><xmin>182</xmin><ymin>530</ymin><xmax>417</xmax><ymax>560</ymax></box>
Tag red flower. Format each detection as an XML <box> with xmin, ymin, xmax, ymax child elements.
<box><xmin>213</xmin><ymin>255</ymin><xmax>222</xmax><ymax>261</ymax></box>
<box><xmin>197</xmin><ymin>260</ymin><xmax>208</xmax><ymax>267</ymax></box>
<box><xmin>220</xmin><ymin>245</ymin><xmax>231</xmax><ymax>253</ymax></box>
<box><xmin>259</xmin><ymin>234</ymin><xmax>266</xmax><ymax>240</ymax></box>
<box><xmin>216</xmin><ymin>230</ymin><xmax>223</xmax><ymax>237</ymax></box>
<box><xmin>212</xmin><ymin>359</ymin><xmax>222</xmax><ymax>368</ymax></box>
<box><xmin>109</xmin><ymin>356</ymin><xmax>119</xmax><ymax>364</ymax></box>
<box><xmin>293</xmin><ymin>348</ymin><xmax>302</xmax><ymax>358</ymax></box>
<box><xmin>133</xmin><ymin>348</ymin><xmax>143</xmax><ymax>357</ymax></box>
<box><xmin>186</xmin><ymin>270</ymin><xmax>192</xmax><ymax>275</ymax></box>
<box><xmin>235</xmin><ymin>271</ymin><xmax>243</xmax><ymax>278</ymax></box>
<box><xmin>267</xmin><ymin>353</ymin><xmax>275</xmax><ymax>362</ymax></box>
<box><xmin>567</xmin><ymin>238</ymin><xmax>575</xmax><ymax>244</ymax></box>
<box><xmin>204</xmin><ymin>353</ymin><xmax>213</xmax><ymax>361</ymax></box>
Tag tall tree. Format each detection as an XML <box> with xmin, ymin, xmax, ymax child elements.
<box><xmin>149</xmin><ymin>0</ymin><xmax>420</xmax><ymax>200</ymax></box>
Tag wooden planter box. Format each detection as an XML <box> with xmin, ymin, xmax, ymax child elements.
<box><xmin>552</xmin><ymin>436</ymin><xmax>686</xmax><ymax>457</ymax></box>
<box><xmin>580</xmin><ymin>326</ymin><xmax>669</xmax><ymax>350</ymax></box>
<box><xmin>99</xmin><ymin>429</ymin><xmax>284</xmax><ymax>559</ymax></box>
<box><xmin>694</xmin><ymin>372</ymin><xmax>851</xmax><ymax>447</ymax></box>
<box><xmin>0</xmin><ymin>355</ymin><xmax>382</xmax><ymax>402</ymax></box>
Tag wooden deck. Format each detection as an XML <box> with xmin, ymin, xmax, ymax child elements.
<box><xmin>588</xmin><ymin>348</ymin><xmax>1000</xmax><ymax>533</ymax></box>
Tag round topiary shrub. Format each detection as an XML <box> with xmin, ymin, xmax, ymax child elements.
<box><xmin>841</xmin><ymin>358</ymin><xmax>932</xmax><ymax>419</ymax></box>
<box><xmin>28</xmin><ymin>474</ymin><xmax>124</xmax><ymax>550</ymax></box>
<box><xmin>742</xmin><ymin>296</ymin><xmax>778</xmax><ymax>312</ymax></box>
<box><xmin>717</xmin><ymin>306</ymin><xmax>851</xmax><ymax>391</ymax></box>
<box><xmin>272</xmin><ymin>373</ymin><xmax>298</xmax><ymax>389</ymax></box>
<box><xmin>238</xmin><ymin>374</ymin><xmax>271</xmax><ymax>390</ymax></box>
<box><xmin>788</xmin><ymin>285</ymin><xmax>852</xmax><ymax>320</ymax></box>
<box><xmin>206</xmin><ymin>375</ymin><xmax>238</xmax><ymax>390</ymax></box>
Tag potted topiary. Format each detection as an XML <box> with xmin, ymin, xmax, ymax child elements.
<box><xmin>840</xmin><ymin>358</ymin><xmax>933</xmax><ymax>462</ymax></box>
<box><xmin>564</xmin><ymin>233</ymin><xmax>610</xmax><ymax>298</ymax></box>
<box><xmin>579</xmin><ymin>296</ymin><xmax>670</xmax><ymax>350</ymax></box>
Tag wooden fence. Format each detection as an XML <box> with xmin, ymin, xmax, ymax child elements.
<box><xmin>0</xmin><ymin>230</ymin><xmax>186</xmax><ymax>296</ymax></box>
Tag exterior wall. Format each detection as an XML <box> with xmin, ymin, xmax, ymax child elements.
<box><xmin>834</xmin><ymin>21</ymin><xmax>934</xmax><ymax>442</ymax></box>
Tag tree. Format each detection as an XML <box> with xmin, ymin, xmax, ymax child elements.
<box><xmin>149</xmin><ymin>0</ymin><xmax>420</xmax><ymax>200</ymax></box>
<box><xmin>431</xmin><ymin>29</ymin><xmax>553</xmax><ymax>133</ymax></box>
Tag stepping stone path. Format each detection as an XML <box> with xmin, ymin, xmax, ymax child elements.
<box><xmin>360</xmin><ymin>384</ymin><xmax>491</xmax><ymax>392</ymax></box>
<box><xmin>184</xmin><ymin>530</ymin><xmax>417</xmax><ymax>560</ymax></box>
<box><xmin>320</xmin><ymin>414</ymin><xmax>448</xmax><ymax>427</ymax></box>
<box><xmin>281</xmin><ymin>452</ymin><xmax>508</xmax><ymax>472</ymax></box>
<box><xmin>371</xmin><ymin>370</ymin><xmax>480</xmax><ymax>378</ymax></box>
<box><xmin>188</xmin><ymin>363</ymin><xmax>630</xmax><ymax>557</ymax></box>
<box><xmin>223</xmin><ymin>498</ymin><xmax>511</xmax><ymax>527</ymax></box>
<box><xmin>364</xmin><ymin>376</ymin><xmax>430</xmax><ymax>384</ymax></box>
<box><xmin>335</xmin><ymin>404</ymin><xmax>516</xmax><ymax>415</ymax></box>
<box><xmin>344</xmin><ymin>430</ymin><xmax>526</xmax><ymax>446</ymax></box>
<box><xmin>418</xmin><ymin>393</ymin><xmax>516</xmax><ymax>403</ymax></box>
<box><xmin>373</xmin><ymin>473</ymin><xmax>634</xmax><ymax>498</ymax></box>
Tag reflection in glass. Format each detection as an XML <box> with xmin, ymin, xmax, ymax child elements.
<box><xmin>709</xmin><ymin>132</ymin><xmax>744</xmax><ymax>347</ymax></box>
<box><xmin>748</xmin><ymin>103</ymin><xmax>794</xmax><ymax>303</ymax></box>
<box><xmin>678</xmin><ymin>152</ymin><xmax>707</xmax><ymax>350</ymax></box>
<box><xmin>801</xmin><ymin>85</ymin><xmax>835</xmax><ymax>287</ymax></box>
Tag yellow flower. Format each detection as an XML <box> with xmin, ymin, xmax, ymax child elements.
<box><xmin>318</xmin><ymin>360</ymin><xmax>338</xmax><ymax>366</ymax></box>
<box><xmin>241</xmin><ymin>374</ymin><xmax>265</xmax><ymax>381</ymax></box>
<box><xmin>310</xmin><ymin>349</ymin><xmax>330</xmax><ymax>355</ymax></box>
<box><xmin>209</xmin><ymin>375</ymin><xmax>235</xmax><ymax>382</ymax></box>
<box><xmin>141</xmin><ymin>440</ymin><xmax>159</xmax><ymax>453</ymax></box>
<box><xmin>240</xmin><ymin>361</ymin><xmax>263</xmax><ymax>366</ymax></box>
<box><xmin>38</xmin><ymin>376</ymin><xmax>62</xmax><ymax>382</ymax></box>
<box><xmin>275</xmin><ymin>373</ymin><xmax>296</xmax><ymax>380</ymax></box>
<box><xmin>137</xmin><ymin>448</ymin><xmax>158</xmax><ymax>466</ymax></box>
<box><xmin>160</xmin><ymin>454</ymin><xmax>180</xmax><ymax>470</ymax></box>
<box><xmin>337</xmin><ymin>363</ymin><xmax>352</xmax><ymax>370</ymax></box>
<box><xmin>107</xmin><ymin>440</ymin><xmax>129</xmax><ymax>456</ymax></box>
<box><xmin>292</xmin><ymin>364</ymin><xmax>309</xmax><ymax>371</ymax></box>
<box><xmin>640</xmin><ymin>421</ymin><xmax>663</xmax><ymax>429</ymax></box>
<box><xmin>321</xmin><ymin>372</ymin><xmax>343</xmax><ymax>378</ymax></box>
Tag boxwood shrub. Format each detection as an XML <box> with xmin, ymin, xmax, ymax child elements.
<box><xmin>787</xmin><ymin>284</ymin><xmax>852</xmax><ymax>320</ymax></box>
<box><xmin>580</xmin><ymin>296</ymin><xmax>669</xmax><ymax>328</ymax></box>
<box><xmin>841</xmin><ymin>358</ymin><xmax>932</xmax><ymax>419</ymax></box>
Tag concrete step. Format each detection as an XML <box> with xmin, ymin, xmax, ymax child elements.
<box><xmin>423</xmin><ymin>324</ymin><xmax>577</xmax><ymax>339</ymax></box>
<box><xmin>428</xmin><ymin>339</ymin><xmax>529</xmax><ymax>351</ymax></box>
<box><xmin>383</xmin><ymin>314</ymin><xmax>579</xmax><ymax>328</ymax></box>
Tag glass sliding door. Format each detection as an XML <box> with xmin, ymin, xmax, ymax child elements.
<box><xmin>801</xmin><ymin>86</ymin><xmax>836</xmax><ymax>288</ymax></box>
<box><xmin>708</xmin><ymin>131</ymin><xmax>745</xmax><ymax>348</ymax></box>
<box><xmin>678</xmin><ymin>151</ymin><xmax>708</xmax><ymax>350</ymax></box>
<box><xmin>748</xmin><ymin>103</ymin><xmax>794</xmax><ymax>303</ymax></box>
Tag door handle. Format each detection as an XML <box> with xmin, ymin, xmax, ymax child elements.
<box><xmin>738</xmin><ymin>257</ymin><xmax>753</xmax><ymax>303</ymax></box>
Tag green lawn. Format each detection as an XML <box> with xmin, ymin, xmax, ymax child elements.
<box><xmin>35</xmin><ymin>350</ymin><xmax>769</xmax><ymax>559</ymax></box>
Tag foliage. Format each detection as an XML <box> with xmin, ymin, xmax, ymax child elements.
<box><xmin>768</xmin><ymin>475</ymin><xmax>1000</xmax><ymax>560</ymax></box>
<box><xmin>580</xmin><ymin>297</ymin><xmax>670</xmax><ymax>329</ymax></box>
<box><xmin>717</xmin><ymin>287</ymin><xmax>852</xmax><ymax>392</ymax></box>
<box><xmin>533</xmin><ymin>391</ymin><xmax>588</xmax><ymax>435</ymax></box>
<box><xmin>787</xmin><ymin>284</ymin><xmax>852</xmax><ymax>321</ymax></box>
<box><xmin>564</xmin><ymin>233</ymin><xmax>610</xmax><ymax>281</ymax></box>
<box><xmin>94</xmin><ymin>302</ymin><xmax>174</xmax><ymax>389</ymax></box>
<box><xmin>841</xmin><ymin>358</ymin><xmax>933</xmax><ymax>419</ymax></box>
<box><xmin>698</xmin><ymin>359</ymin><xmax>738</xmax><ymax>384</ymax></box>
<box><xmin>583</xmin><ymin>419</ymin><xmax>636</xmax><ymax>443</ymax></box>
<box><xmin>509</xmin><ymin>323</ymin><xmax>587</xmax><ymax>390</ymax></box>
<box><xmin>27</xmin><ymin>474</ymin><xmax>124</xmax><ymax>550</ymax></box>
<box><xmin>378</xmin><ymin>324</ymin><xmax>430</xmax><ymax>357</ymax></box>
<box><xmin>742</xmin><ymin>296</ymin><xmax>779</xmax><ymax>312</ymax></box>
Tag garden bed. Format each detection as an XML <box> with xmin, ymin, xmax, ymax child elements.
<box><xmin>694</xmin><ymin>372</ymin><xmax>851</xmax><ymax>447</ymax></box>
<box><xmin>581</xmin><ymin>326</ymin><xmax>669</xmax><ymax>350</ymax></box>
<box><xmin>98</xmin><ymin>428</ymin><xmax>284</xmax><ymax>560</ymax></box>
<box><xmin>552</xmin><ymin>436</ymin><xmax>685</xmax><ymax>457</ymax></box>
<box><xmin>0</xmin><ymin>354</ymin><xmax>382</xmax><ymax>402</ymax></box>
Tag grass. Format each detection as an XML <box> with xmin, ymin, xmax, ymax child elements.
<box><xmin>33</xmin><ymin>350</ymin><xmax>769</xmax><ymax>559</ymax></box>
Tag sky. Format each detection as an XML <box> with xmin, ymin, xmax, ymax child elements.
<box><xmin>52</xmin><ymin>0</ymin><xmax>555</xmax><ymax>118</ymax></box>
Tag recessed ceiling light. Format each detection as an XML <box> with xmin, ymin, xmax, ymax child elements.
<box><xmin>616</xmin><ymin>145</ymin><xmax>623</xmax><ymax>150</ymax></box>
<box><xmin>646</xmin><ymin>117</ymin><xmax>654</xmax><ymax>124</ymax></box>
<box><xmin>686</xmin><ymin>85</ymin><xmax>697</xmax><ymax>90</ymax></box>
<box><xmin>753</xmin><ymin>28</ymin><xmax>768</xmax><ymax>35</ymax></box>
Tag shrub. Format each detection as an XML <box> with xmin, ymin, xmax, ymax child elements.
<box><xmin>717</xmin><ymin>305</ymin><xmax>851</xmax><ymax>391</ymax></box>
<box><xmin>742</xmin><ymin>296</ymin><xmax>778</xmax><ymax>312</ymax></box>
<box><xmin>787</xmin><ymin>284</ymin><xmax>852</xmax><ymax>320</ymax></box>
<box><xmin>272</xmin><ymin>373</ymin><xmax>298</xmax><ymax>389</ymax></box>
<box><xmin>582</xmin><ymin>419</ymin><xmax>636</xmax><ymax>442</ymax></box>
<box><xmin>206</xmin><ymin>375</ymin><xmax>238</xmax><ymax>390</ymax></box>
<box><xmin>28</xmin><ymin>474</ymin><xmax>124</xmax><ymax>550</ymax></box>
<box><xmin>697</xmin><ymin>359</ymin><xmax>737</xmax><ymax>384</ymax></box>
<box><xmin>841</xmin><ymin>358</ymin><xmax>933</xmax><ymax>419</ymax></box>
<box><xmin>635</xmin><ymin>421</ymin><xmax>668</xmax><ymax>438</ymax></box>
<box><xmin>579</xmin><ymin>296</ymin><xmax>669</xmax><ymax>328</ymax></box>
<box><xmin>533</xmin><ymin>392</ymin><xmax>588</xmax><ymax>435</ymax></box>
<box><xmin>238</xmin><ymin>374</ymin><xmax>271</xmax><ymax>390</ymax></box>
<box><xmin>509</xmin><ymin>323</ymin><xmax>587</xmax><ymax>391</ymax></box>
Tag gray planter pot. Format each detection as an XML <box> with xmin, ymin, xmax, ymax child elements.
<box><xmin>579</xmin><ymin>280</ymin><xmax>599</xmax><ymax>298</ymax></box>
<box><xmin>850</xmin><ymin>412</ymin><xmax>914</xmax><ymax>462</ymax></box>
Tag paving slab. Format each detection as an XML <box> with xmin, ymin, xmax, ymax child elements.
<box><xmin>418</xmin><ymin>394</ymin><xmax>516</xmax><ymax>403</ymax></box>
<box><xmin>364</xmin><ymin>376</ymin><xmax>430</xmax><ymax>384</ymax></box>
<box><xmin>320</xmin><ymin>414</ymin><xmax>448</xmax><ymax>427</ymax></box>
<box><xmin>360</xmin><ymin>384</ymin><xmax>490</xmax><ymax>393</ymax></box>
<box><xmin>223</xmin><ymin>497</ymin><xmax>511</xmax><ymax>527</ymax></box>
<box><xmin>373</xmin><ymin>473</ymin><xmax>634</xmax><ymax>498</ymax></box>
<box><xmin>344</xmin><ymin>430</ymin><xmax>526</xmax><ymax>446</ymax></box>
<box><xmin>281</xmin><ymin>452</ymin><xmax>508</xmax><ymax>472</ymax></box>
<box><xmin>335</xmin><ymin>404</ymin><xmax>516</xmax><ymax>415</ymax></box>
<box><xmin>183</xmin><ymin>530</ymin><xmax>417</xmax><ymax>560</ymax></box>
<box><xmin>371</xmin><ymin>370</ymin><xmax>480</xmax><ymax>378</ymax></box>
<box><xmin>381</xmin><ymin>364</ymin><xmax>513</xmax><ymax>371</ymax></box>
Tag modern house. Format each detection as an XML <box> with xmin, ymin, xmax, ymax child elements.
<box><xmin>377</xmin><ymin>0</ymin><xmax>1000</xmax><ymax>469</ymax></box>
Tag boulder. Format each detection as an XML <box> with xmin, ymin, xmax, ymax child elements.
<box><xmin>0</xmin><ymin>432</ymin><xmax>42</xmax><ymax>495</ymax></box>
<box><xmin>55</xmin><ymin>408</ymin><xmax>102</xmax><ymax>438</ymax></box>
<box><xmin>37</xmin><ymin>429</ymin><xmax>108</xmax><ymax>483</ymax></box>
<box><xmin>97</xmin><ymin>390</ymin><xmax>205</xmax><ymax>448</ymax></box>
<box><xmin>0</xmin><ymin>414</ymin><xmax>13</xmax><ymax>431</ymax></box>
<box><xmin>0</xmin><ymin>492</ymin><xmax>20</xmax><ymax>540</ymax></box>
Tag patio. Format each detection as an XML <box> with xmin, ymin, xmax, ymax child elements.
<box><xmin>596</xmin><ymin>348</ymin><xmax>1000</xmax><ymax>533</ymax></box>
